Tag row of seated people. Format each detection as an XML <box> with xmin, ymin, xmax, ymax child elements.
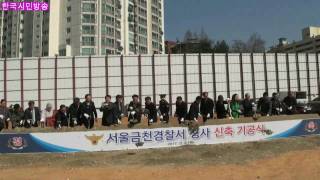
<box><xmin>0</xmin><ymin>91</ymin><xmax>298</xmax><ymax>131</ymax></box>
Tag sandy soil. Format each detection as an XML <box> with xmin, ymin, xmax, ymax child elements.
<box><xmin>0</xmin><ymin>136</ymin><xmax>319</xmax><ymax>180</ymax></box>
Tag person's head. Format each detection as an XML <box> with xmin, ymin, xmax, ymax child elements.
<box><xmin>116</xmin><ymin>95</ymin><xmax>123</xmax><ymax>103</ymax></box>
<box><xmin>13</xmin><ymin>104</ymin><xmax>20</xmax><ymax>111</ymax></box>
<box><xmin>202</xmin><ymin>92</ymin><xmax>208</xmax><ymax>98</ymax></box>
<box><xmin>263</xmin><ymin>92</ymin><xmax>269</xmax><ymax>98</ymax></box>
<box><xmin>145</xmin><ymin>97</ymin><xmax>151</xmax><ymax>104</ymax></box>
<box><xmin>73</xmin><ymin>97</ymin><xmax>80</xmax><ymax>105</ymax></box>
<box><xmin>218</xmin><ymin>95</ymin><xmax>224</xmax><ymax>102</ymax></box>
<box><xmin>60</xmin><ymin>104</ymin><xmax>67</xmax><ymax>113</ymax></box>
<box><xmin>28</xmin><ymin>101</ymin><xmax>35</xmax><ymax>109</ymax></box>
<box><xmin>196</xmin><ymin>96</ymin><xmax>202</xmax><ymax>103</ymax></box>
<box><xmin>85</xmin><ymin>94</ymin><xmax>92</xmax><ymax>102</ymax></box>
<box><xmin>176</xmin><ymin>96</ymin><xmax>183</xmax><ymax>104</ymax></box>
<box><xmin>0</xmin><ymin>99</ymin><xmax>6</xmax><ymax>107</ymax></box>
<box><xmin>132</xmin><ymin>94</ymin><xmax>139</xmax><ymax>102</ymax></box>
<box><xmin>272</xmin><ymin>92</ymin><xmax>278</xmax><ymax>98</ymax></box>
<box><xmin>105</xmin><ymin>95</ymin><xmax>111</xmax><ymax>102</ymax></box>
<box><xmin>288</xmin><ymin>91</ymin><xmax>293</xmax><ymax>97</ymax></box>
<box><xmin>45</xmin><ymin>103</ymin><xmax>53</xmax><ymax>112</ymax></box>
<box><xmin>160</xmin><ymin>94</ymin><xmax>166</xmax><ymax>100</ymax></box>
<box><xmin>232</xmin><ymin>94</ymin><xmax>240</xmax><ymax>102</ymax></box>
<box><xmin>245</xmin><ymin>93</ymin><xmax>251</xmax><ymax>100</ymax></box>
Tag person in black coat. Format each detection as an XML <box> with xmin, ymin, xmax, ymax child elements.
<box><xmin>128</xmin><ymin>95</ymin><xmax>142</xmax><ymax>124</ymax></box>
<box><xmin>159</xmin><ymin>94</ymin><xmax>170</xmax><ymax>123</ymax></box>
<box><xmin>100</xmin><ymin>95</ymin><xmax>116</xmax><ymax>126</ymax></box>
<box><xmin>283</xmin><ymin>92</ymin><xmax>297</xmax><ymax>115</ymax></box>
<box><xmin>114</xmin><ymin>95</ymin><xmax>125</xmax><ymax>124</ymax></box>
<box><xmin>79</xmin><ymin>94</ymin><xmax>98</xmax><ymax>129</ymax></box>
<box><xmin>271</xmin><ymin>92</ymin><xmax>282</xmax><ymax>115</ymax></box>
<box><xmin>258</xmin><ymin>92</ymin><xmax>272</xmax><ymax>116</ymax></box>
<box><xmin>242</xmin><ymin>93</ymin><xmax>255</xmax><ymax>117</ymax></box>
<box><xmin>175</xmin><ymin>96</ymin><xmax>188</xmax><ymax>124</ymax></box>
<box><xmin>55</xmin><ymin>105</ymin><xmax>69</xmax><ymax>128</ymax></box>
<box><xmin>200</xmin><ymin>92</ymin><xmax>214</xmax><ymax>122</ymax></box>
<box><xmin>68</xmin><ymin>97</ymin><xmax>81</xmax><ymax>127</ymax></box>
<box><xmin>24</xmin><ymin>101</ymin><xmax>41</xmax><ymax>128</ymax></box>
<box><xmin>144</xmin><ymin>97</ymin><xmax>157</xmax><ymax>125</ymax></box>
<box><xmin>188</xmin><ymin>96</ymin><xmax>202</xmax><ymax>121</ymax></box>
<box><xmin>216</xmin><ymin>95</ymin><xmax>228</xmax><ymax>119</ymax></box>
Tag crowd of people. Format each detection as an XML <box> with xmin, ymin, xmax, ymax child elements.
<box><xmin>0</xmin><ymin>91</ymin><xmax>299</xmax><ymax>131</ymax></box>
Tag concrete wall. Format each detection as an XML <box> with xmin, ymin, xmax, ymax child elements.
<box><xmin>0</xmin><ymin>53</ymin><xmax>319</xmax><ymax>115</ymax></box>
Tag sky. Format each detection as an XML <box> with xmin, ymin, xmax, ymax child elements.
<box><xmin>164</xmin><ymin>0</ymin><xmax>320</xmax><ymax>48</ymax></box>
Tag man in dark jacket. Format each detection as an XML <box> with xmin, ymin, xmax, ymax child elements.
<box><xmin>79</xmin><ymin>94</ymin><xmax>98</xmax><ymax>129</ymax></box>
<box><xmin>144</xmin><ymin>97</ymin><xmax>157</xmax><ymax>125</ymax></box>
<box><xmin>9</xmin><ymin>104</ymin><xmax>24</xmax><ymax>129</ymax></box>
<box><xmin>100</xmin><ymin>95</ymin><xmax>116</xmax><ymax>126</ymax></box>
<box><xmin>55</xmin><ymin>105</ymin><xmax>69</xmax><ymax>128</ymax></box>
<box><xmin>128</xmin><ymin>94</ymin><xmax>142</xmax><ymax>125</ymax></box>
<box><xmin>159</xmin><ymin>94</ymin><xmax>170</xmax><ymax>123</ymax></box>
<box><xmin>216</xmin><ymin>95</ymin><xmax>228</xmax><ymax>119</ymax></box>
<box><xmin>258</xmin><ymin>92</ymin><xmax>272</xmax><ymax>116</ymax></box>
<box><xmin>283</xmin><ymin>92</ymin><xmax>297</xmax><ymax>115</ymax></box>
<box><xmin>24</xmin><ymin>101</ymin><xmax>41</xmax><ymax>128</ymax></box>
<box><xmin>114</xmin><ymin>95</ymin><xmax>125</xmax><ymax>125</ymax></box>
<box><xmin>242</xmin><ymin>93</ymin><xmax>255</xmax><ymax>117</ymax></box>
<box><xmin>68</xmin><ymin>97</ymin><xmax>81</xmax><ymax>127</ymax></box>
<box><xmin>0</xmin><ymin>99</ymin><xmax>10</xmax><ymax>131</ymax></box>
<box><xmin>175</xmin><ymin>96</ymin><xmax>188</xmax><ymax>124</ymax></box>
<box><xmin>200</xmin><ymin>92</ymin><xmax>214</xmax><ymax>122</ymax></box>
<box><xmin>188</xmin><ymin>96</ymin><xmax>202</xmax><ymax>122</ymax></box>
<box><xmin>271</xmin><ymin>92</ymin><xmax>282</xmax><ymax>115</ymax></box>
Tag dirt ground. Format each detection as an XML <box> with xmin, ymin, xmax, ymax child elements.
<box><xmin>0</xmin><ymin>136</ymin><xmax>319</xmax><ymax>180</ymax></box>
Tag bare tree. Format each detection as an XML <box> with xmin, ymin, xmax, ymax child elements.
<box><xmin>231</xmin><ymin>40</ymin><xmax>247</xmax><ymax>53</ymax></box>
<box><xmin>246</xmin><ymin>33</ymin><xmax>266</xmax><ymax>53</ymax></box>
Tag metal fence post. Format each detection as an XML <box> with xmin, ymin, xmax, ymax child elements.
<box><xmin>88</xmin><ymin>55</ymin><xmax>92</xmax><ymax>95</ymax></box>
<box><xmin>138</xmin><ymin>55</ymin><xmax>142</xmax><ymax>103</ymax></box>
<box><xmin>183</xmin><ymin>54</ymin><xmax>188</xmax><ymax>103</ymax></box>
<box><xmin>263</xmin><ymin>53</ymin><xmax>269</xmax><ymax>92</ymax></box>
<box><xmin>20</xmin><ymin>56</ymin><xmax>24</xmax><ymax>109</ymax></box>
<box><xmin>239</xmin><ymin>53</ymin><xmax>245</xmax><ymax>99</ymax></box>
<box><xmin>3</xmin><ymin>57</ymin><xmax>7</xmax><ymax>101</ymax></box>
<box><xmin>306</xmin><ymin>53</ymin><xmax>311</xmax><ymax>101</ymax></box>
<box><xmin>296</xmin><ymin>53</ymin><xmax>301</xmax><ymax>91</ymax></box>
<box><xmin>105</xmin><ymin>55</ymin><xmax>109</xmax><ymax>96</ymax></box>
<box><xmin>167</xmin><ymin>54</ymin><xmax>173</xmax><ymax>113</ymax></box>
<box><xmin>250</xmin><ymin>53</ymin><xmax>256</xmax><ymax>100</ymax></box>
<box><xmin>316</xmin><ymin>53</ymin><xmax>320</xmax><ymax>96</ymax></box>
<box><xmin>72</xmin><ymin>56</ymin><xmax>76</xmax><ymax>99</ymax></box>
<box><xmin>286</xmin><ymin>53</ymin><xmax>291</xmax><ymax>91</ymax></box>
<box><xmin>37</xmin><ymin>57</ymin><xmax>41</xmax><ymax>109</ymax></box>
<box><xmin>212</xmin><ymin>53</ymin><xmax>217</xmax><ymax>102</ymax></box>
<box><xmin>152</xmin><ymin>54</ymin><xmax>156</xmax><ymax>104</ymax></box>
<box><xmin>275</xmin><ymin>53</ymin><xmax>280</xmax><ymax>92</ymax></box>
<box><xmin>54</xmin><ymin>55</ymin><xmax>58</xmax><ymax>110</ymax></box>
<box><xmin>198</xmin><ymin>53</ymin><xmax>203</xmax><ymax>94</ymax></box>
<box><xmin>120</xmin><ymin>55</ymin><xmax>125</xmax><ymax>97</ymax></box>
<box><xmin>225</xmin><ymin>53</ymin><xmax>230</xmax><ymax>98</ymax></box>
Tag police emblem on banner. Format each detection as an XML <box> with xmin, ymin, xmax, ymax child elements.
<box><xmin>85</xmin><ymin>134</ymin><xmax>104</xmax><ymax>145</ymax></box>
<box><xmin>305</xmin><ymin>120</ymin><xmax>318</xmax><ymax>133</ymax></box>
<box><xmin>8</xmin><ymin>137</ymin><xmax>28</xmax><ymax>150</ymax></box>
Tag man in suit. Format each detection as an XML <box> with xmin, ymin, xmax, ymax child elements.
<box><xmin>200</xmin><ymin>92</ymin><xmax>214</xmax><ymax>123</ymax></box>
<box><xmin>79</xmin><ymin>94</ymin><xmax>98</xmax><ymax>129</ymax></box>
<box><xmin>68</xmin><ymin>97</ymin><xmax>81</xmax><ymax>127</ymax></box>
<box><xmin>159</xmin><ymin>94</ymin><xmax>170</xmax><ymax>123</ymax></box>
<box><xmin>175</xmin><ymin>96</ymin><xmax>188</xmax><ymax>124</ymax></box>
<box><xmin>100</xmin><ymin>95</ymin><xmax>116</xmax><ymax>126</ymax></box>
<box><xmin>0</xmin><ymin>99</ymin><xmax>10</xmax><ymax>131</ymax></box>
<box><xmin>114</xmin><ymin>95</ymin><xmax>125</xmax><ymax>125</ymax></box>
<box><xmin>188</xmin><ymin>96</ymin><xmax>202</xmax><ymax>122</ymax></box>
<box><xmin>24</xmin><ymin>101</ymin><xmax>41</xmax><ymax>128</ymax></box>
<box><xmin>55</xmin><ymin>104</ymin><xmax>69</xmax><ymax>128</ymax></box>
<box><xmin>144</xmin><ymin>97</ymin><xmax>157</xmax><ymax>126</ymax></box>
